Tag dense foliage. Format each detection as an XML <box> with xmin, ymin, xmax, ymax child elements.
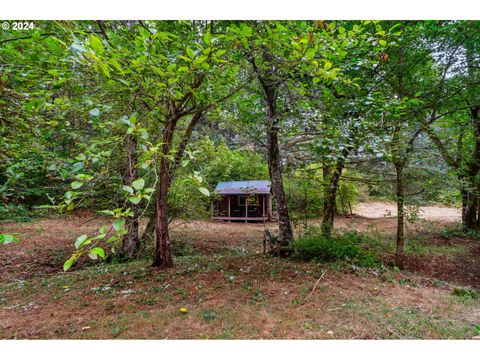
<box><xmin>1</xmin><ymin>20</ymin><xmax>479</xmax><ymax>269</ymax></box>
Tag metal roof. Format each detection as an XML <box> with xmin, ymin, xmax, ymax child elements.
<box><xmin>214</xmin><ymin>180</ymin><xmax>271</xmax><ymax>195</ymax></box>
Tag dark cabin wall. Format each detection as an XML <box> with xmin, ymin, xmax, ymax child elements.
<box><xmin>214</xmin><ymin>194</ymin><xmax>269</xmax><ymax>218</ymax></box>
<box><xmin>216</xmin><ymin>196</ymin><xmax>229</xmax><ymax>216</ymax></box>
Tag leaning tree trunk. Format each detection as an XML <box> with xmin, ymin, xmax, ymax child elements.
<box><xmin>121</xmin><ymin>135</ymin><xmax>140</xmax><ymax>257</ymax></box>
<box><xmin>321</xmin><ymin>160</ymin><xmax>345</xmax><ymax>238</ymax></box>
<box><xmin>139</xmin><ymin>111</ymin><xmax>204</xmax><ymax>244</ymax></box>
<box><xmin>264</xmin><ymin>87</ymin><xmax>293</xmax><ymax>245</ymax></box>
<box><xmin>394</xmin><ymin>162</ymin><xmax>405</xmax><ymax>265</ymax></box>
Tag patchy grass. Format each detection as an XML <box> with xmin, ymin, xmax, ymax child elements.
<box><xmin>0</xmin><ymin>208</ymin><xmax>479</xmax><ymax>339</ymax></box>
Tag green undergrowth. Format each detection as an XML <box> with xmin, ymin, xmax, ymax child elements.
<box><xmin>292</xmin><ymin>229</ymin><xmax>381</xmax><ymax>267</ymax></box>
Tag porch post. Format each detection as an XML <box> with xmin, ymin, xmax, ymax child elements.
<box><xmin>228</xmin><ymin>195</ymin><xmax>231</xmax><ymax>221</ymax></box>
<box><xmin>245</xmin><ymin>195</ymin><xmax>248</xmax><ymax>223</ymax></box>
<box><xmin>268</xmin><ymin>195</ymin><xmax>272</xmax><ymax>218</ymax></box>
<box><xmin>262</xmin><ymin>194</ymin><xmax>266</xmax><ymax>223</ymax></box>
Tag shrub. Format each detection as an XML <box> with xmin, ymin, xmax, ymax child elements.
<box><xmin>451</xmin><ymin>288</ymin><xmax>480</xmax><ymax>299</ymax></box>
<box><xmin>293</xmin><ymin>229</ymin><xmax>379</xmax><ymax>267</ymax></box>
<box><xmin>336</xmin><ymin>180</ymin><xmax>358</xmax><ymax>215</ymax></box>
<box><xmin>0</xmin><ymin>203</ymin><xmax>32</xmax><ymax>223</ymax></box>
<box><xmin>285</xmin><ymin>175</ymin><xmax>324</xmax><ymax>220</ymax></box>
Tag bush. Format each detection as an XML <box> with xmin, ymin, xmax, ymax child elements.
<box><xmin>293</xmin><ymin>229</ymin><xmax>379</xmax><ymax>267</ymax></box>
<box><xmin>285</xmin><ymin>175</ymin><xmax>324</xmax><ymax>220</ymax></box>
<box><xmin>451</xmin><ymin>288</ymin><xmax>480</xmax><ymax>299</ymax></box>
<box><xmin>336</xmin><ymin>180</ymin><xmax>358</xmax><ymax>215</ymax></box>
<box><xmin>0</xmin><ymin>203</ymin><xmax>32</xmax><ymax>223</ymax></box>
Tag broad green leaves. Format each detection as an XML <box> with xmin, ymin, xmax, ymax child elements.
<box><xmin>204</xmin><ymin>32</ymin><xmax>212</xmax><ymax>46</ymax></box>
<box><xmin>186</xmin><ymin>47</ymin><xmax>195</xmax><ymax>59</ymax></box>
<box><xmin>90</xmin><ymin>35</ymin><xmax>104</xmax><ymax>55</ymax></box>
<box><xmin>63</xmin><ymin>217</ymin><xmax>126</xmax><ymax>271</ymax></box>
<box><xmin>113</xmin><ymin>218</ymin><xmax>125</xmax><ymax>232</ymax></box>
<box><xmin>198</xmin><ymin>187</ymin><xmax>210</xmax><ymax>197</ymax></box>
<box><xmin>88</xmin><ymin>247</ymin><xmax>105</xmax><ymax>260</ymax></box>
<box><xmin>122</xmin><ymin>178</ymin><xmax>153</xmax><ymax>205</ymax></box>
<box><xmin>75</xmin><ymin>234</ymin><xmax>89</xmax><ymax>249</ymax></box>
<box><xmin>132</xmin><ymin>178</ymin><xmax>145</xmax><ymax>190</ymax></box>
<box><xmin>71</xmin><ymin>181</ymin><xmax>83</xmax><ymax>190</ymax></box>
<box><xmin>0</xmin><ymin>234</ymin><xmax>19</xmax><ymax>245</ymax></box>
<box><xmin>63</xmin><ymin>257</ymin><xmax>75</xmax><ymax>271</ymax></box>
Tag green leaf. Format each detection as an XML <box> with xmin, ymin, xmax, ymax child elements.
<box><xmin>107</xmin><ymin>235</ymin><xmax>118</xmax><ymax>244</ymax></box>
<box><xmin>71</xmin><ymin>181</ymin><xmax>84</xmax><ymax>190</ymax></box>
<box><xmin>198</xmin><ymin>187</ymin><xmax>210</xmax><ymax>197</ymax></box>
<box><xmin>89</xmin><ymin>108</ymin><xmax>100</xmax><ymax>117</ymax></box>
<box><xmin>324</xmin><ymin>61</ymin><xmax>332</xmax><ymax>71</ymax></box>
<box><xmin>204</xmin><ymin>32</ymin><xmax>212</xmax><ymax>45</ymax></box>
<box><xmin>72</xmin><ymin>162</ymin><xmax>84</xmax><ymax>173</ymax></box>
<box><xmin>109</xmin><ymin>59</ymin><xmax>123</xmax><ymax>73</ymax></box>
<box><xmin>186</xmin><ymin>47</ymin><xmax>195</xmax><ymax>59</ymax></box>
<box><xmin>75</xmin><ymin>234</ymin><xmax>88</xmax><ymax>249</ymax></box>
<box><xmin>99</xmin><ymin>62</ymin><xmax>111</xmax><ymax>77</ymax></box>
<box><xmin>193</xmin><ymin>174</ymin><xmax>203</xmax><ymax>184</ymax></box>
<box><xmin>113</xmin><ymin>219</ymin><xmax>125</xmax><ymax>232</ymax></box>
<box><xmin>215</xmin><ymin>49</ymin><xmax>226</xmax><ymax>58</ymax></box>
<box><xmin>63</xmin><ymin>257</ymin><xmax>75</xmax><ymax>271</ymax></box>
<box><xmin>132</xmin><ymin>178</ymin><xmax>145</xmax><ymax>190</ymax></box>
<box><xmin>91</xmin><ymin>247</ymin><xmax>105</xmax><ymax>258</ymax></box>
<box><xmin>305</xmin><ymin>48</ymin><xmax>316</xmax><ymax>59</ymax></box>
<box><xmin>90</xmin><ymin>35</ymin><xmax>104</xmax><ymax>55</ymax></box>
<box><xmin>123</xmin><ymin>185</ymin><xmax>134</xmax><ymax>194</ymax></box>
<box><xmin>379</xmin><ymin>39</ymin><xmax>387</xmax><ymax>47</ymax></box>
<box><xmin>129</xmin><ymin>196</ymin><xmax>141</xmax><ymax>204</ymax></box>
<box><xmin>0</xmin><ymin>234</ymin><xmax>19</xmax><ymax>245</ymax></box>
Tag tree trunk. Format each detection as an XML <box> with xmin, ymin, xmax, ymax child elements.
<box><xmin>152</xmin><ymin>117</ymin><xmax>177</xmax><ymax>268</ymax></box>
<box><xmin>153</xmin><ymin>166</ymin><xmax>173</xmax><ymax>267</ymax></box>
<box><xmin>394</xmin><ymin>46</ymin><xmax>406</xmax><ymax>266</ymax></box>
<box><xmin>322</xmin><ymin>165</ymin><xmax>332</xmax><ymax>213</ymax></box>
<box><xmin>321</xmin><ymin>160</ymin><xmax>345</xmax><ymax>238</ymax></box>
<box><xmin>121</xmin><ymin>135</ymin><xmax>140</xmax><ymax>258</ymax></box>
<box><xmin>468</xmin><ymin>105</ymin><xmax>480</xmax><ymax>229</ymax></box>
<box><xmin>140</xmin><ymin>213</ymin><xmax>156</xmax><ymax>243</ymax></box>
<box><xmin>247</xmin><ymin>50</ymin><xmax>293</xmax><ymax>246</ymax></box>
<box><xmin>395</xmin><ymin>162</ymin><xmax>405</xmax><ymax>265</ymax></box>
<box><xmin>464</xmin><ymin>43</ymin><xmax>480</xmax><ymax>229</ymax></box>
<box><xmin>464</xmin><ymin>188</ymin><xmax>477</xmax><ymax>229</ymax></box>
<box><xmin>264</xmin><ymin>87</ymin><xmax>293</xmax><ymax>245</ymax></box>
<box><xmin>138</xmin><ymin>111</ymin><xmax>204</xmax><ymax>246</ymax></box>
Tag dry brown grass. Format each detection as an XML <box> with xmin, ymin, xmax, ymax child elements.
<box><xmin>0</xmin><ymin>203</ymin><xmax>479</xmax><ymax>339</ymax></box>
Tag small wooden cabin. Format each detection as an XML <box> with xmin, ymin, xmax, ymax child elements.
<box><xmin>212</xmin><ymin>180</ymin><xmax>272</xmax><ymax>222</ymax></box>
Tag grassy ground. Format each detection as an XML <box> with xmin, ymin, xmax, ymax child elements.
<box><xmin>1</xmin><ymin>205</ymin><xmax>479</xmax><ymax>339</ymax></box>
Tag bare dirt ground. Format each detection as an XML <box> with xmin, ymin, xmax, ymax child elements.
<box><xmin>0</xmin><ymin>202</ymin><xmax>479</xmax><ymax>339</ymax></box>
<box><xmin>353</xmin><ymin>201</ymin><xmax>461</xmax><ymax>222</ymax></box>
